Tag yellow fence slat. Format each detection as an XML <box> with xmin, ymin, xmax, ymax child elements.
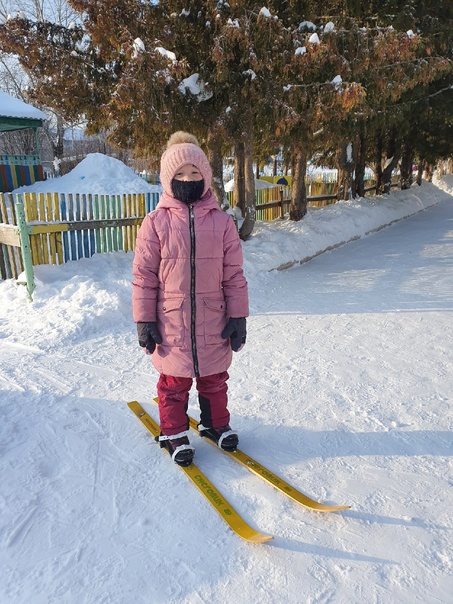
<box><xmin>52</xmin><ymin>193</ymin><xmax>63</xmax><ymax>264</ymax></box>
<box><xmin>24</xmin><ymin>193</ymin><xmax>41</xmax><ymax>265</ymax></box>
<box><xmin>37</xmin><ymin>193</ymin><xmax>49</xmax><ymax>265</ymax></box>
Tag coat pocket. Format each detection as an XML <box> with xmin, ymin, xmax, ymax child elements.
<box><xmin>203</xmin><ymin>298</ymin><xmax>227</xmax><ymax>345</ymax></box>
<box><xmin>158</xmin><ymin>297</ymin><xmax>185</xmax><ymax>347</ymax></box>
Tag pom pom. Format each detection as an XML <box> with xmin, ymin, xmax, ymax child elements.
<box><xmin>167</xmin><ymin>131</ymin><xmax>199</xmax><ymax>149</ymax></box>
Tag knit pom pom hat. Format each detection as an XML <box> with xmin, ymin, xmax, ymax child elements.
<box><xmin>160</xmin><ymin>131</ymin><xmax>212</xmax><ymax>197</ymax></box>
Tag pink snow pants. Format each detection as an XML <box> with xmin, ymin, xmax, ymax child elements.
<box><xmin>157</xmin><ymin>371</ymin><xmax>230</xmax><ymax>436</ymax></box>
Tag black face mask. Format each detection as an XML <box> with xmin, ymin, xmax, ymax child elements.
<box><xmin>171</xmin><ymin>178</ymin><xmax>205</xmax><ymax>204</ymax></box>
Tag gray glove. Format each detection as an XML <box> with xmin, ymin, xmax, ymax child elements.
<box><xmin>221</xmin><ymin>317</ymin><xmax>246</xmax><ymax>352</ymax></box>
<box><xmin>137</xmin><ymin>322</ymin><xmax>162</xmax><ymax>353</ymax></box>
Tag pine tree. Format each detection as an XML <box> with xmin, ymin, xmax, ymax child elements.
<box><xmin>1</xmin><ymin>0</ymin><xmax>451</xmax><ymax>232</ymax></box>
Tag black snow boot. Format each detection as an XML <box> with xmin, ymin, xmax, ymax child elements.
<box><xmin>198</xmin><ymin>424</ymin><xmax>239</xmax><ymax>452</ymax></box>
<box><xmin>156</xmin><ymin>432</ymin><xmax>195</xmax><ymax>467</ymax></box>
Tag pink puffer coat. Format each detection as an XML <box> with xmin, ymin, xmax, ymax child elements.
<box><xmin>132</xmin><ymin>190</ymin><xmax>249</xmax><ymax>378</ymax></box>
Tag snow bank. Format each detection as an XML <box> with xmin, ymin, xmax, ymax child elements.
<box><xmin>12</xmin><ymin>153</ymin><xmax>162</xmax><ymax>195</ymax></box>
<box><xmin>242</xmin><ymin>180</ymin><xmax>452</xmax><ymax>278</ymax></box>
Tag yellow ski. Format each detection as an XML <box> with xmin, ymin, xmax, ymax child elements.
<box><xmin>153</xmin><ymin>398</ymin><xmax>349</xmax><ymax>513</ymax></box>
<box><xmin>128</xmin><ymin>401</ymin><xmax>273</xmax><ymax>544</ymax></box>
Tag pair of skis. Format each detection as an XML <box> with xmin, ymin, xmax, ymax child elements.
<box><xmin>128</xmin><ymin>400</ymin><xmax>350</xmax><ymax>543</ymax></box>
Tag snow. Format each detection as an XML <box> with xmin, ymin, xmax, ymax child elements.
<box><xmin>132</xmin><ymin>38</ymin><xmax>145</xmax><ymax>58</ymax></box>
<box><xmin>178</xmin><ymin>73</ymin><xmax>213</xmax><ymax>101</ymax></box>
<box><xmin>309</xmin><ymin>33</ymin><xmax>320</xmax><ymax>44</ymax></box>
<box><xmin>346</xmin><ymin>142</ymin><xmax>352</xmax><ymax>162</ymax></box>
<box><xmin>299</xmin><ymin>21</ymin><xmax>316</xmax><ymax>32</ymax></box>
<box><xmin>1</xmin><ymin>169</ymin><xmax>453</xmax><ymax>603</ymax></box>
<box><xmin>243</xmin><ymin>69</ymin><xmax>257</xmax><ymax>80</ymax></box>
<box><xmin>0</xmin><ymin>91</ymin><xmax>47</xmax><ymax>121</ymax></box>
<box><xmin>156</xmin><ymin>46</ymin><xmax>177</xmax><ymax>62</ymax></box>
<box><xmin>11</xmin><ymin>153</ymin><xmax>162</xmax><ymax>195</ymax></box>
<box><xmin>224</xmin><ymin>177</ymin><xmax>277</xmax><ymax>192</ymax></box>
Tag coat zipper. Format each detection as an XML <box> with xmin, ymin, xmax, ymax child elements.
<box><xmin>189</xmin><ymin>204</ymin><xmax>200</xmax><ymax>376</ymax></box>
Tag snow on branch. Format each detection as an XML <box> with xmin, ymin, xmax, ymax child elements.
<box><xmin>178</xmin><ymin>73</ymin><xmax>213</xmax><ymax>101</ymax></box>
<box><xmin>132</xmin><ymin>38</ymin><xmax>145</xmax><ymax>59</ymax></box>
<box><xmin>298</xmin><ymin>21</ymin><xmax>316</xmax><ymax>32</ymax></box>
<box><xmin>155</xmin><ymin>47</ymin><xmax>177</xmax><ymax>62</ymax></box>
<box><xmin>259</xmin><ymin>7</ymin><xmax>271</xmax><ymax>18</ymax></box>
<box><xmin>243</xmin><ymin>69</ymin><xmax>257</xmax><ymax>80</ymax></box>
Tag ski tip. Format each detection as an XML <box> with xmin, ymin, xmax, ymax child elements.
<box><xmin>246</xmin><ymin>532</ymin><xmax>274</xmax><ymax>544</ymax></box>
<box><xmin>309</xmin><ymin>503</ymin><xmax>351</xmax><ymax>513</ymax></box>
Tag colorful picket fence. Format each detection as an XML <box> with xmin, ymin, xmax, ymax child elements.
<box><xmin>0</xmin><ymin>191</ymin><xmax>160</xmax><ymax>298</ymax></box>
<box><xmin>23</xmin><ymin>191</ymin><xmax>159</xmax><ymax>264</ymax></box>
<box><xmin>226</xmin><ymin>182</ymin><xmax>340</xmax><ymax>221</ymax></box>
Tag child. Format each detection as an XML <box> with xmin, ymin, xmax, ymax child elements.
<box><xmin>132</xmin><ymin>132</ymin><xmax>249</xmax><ymax>466</ymax></box>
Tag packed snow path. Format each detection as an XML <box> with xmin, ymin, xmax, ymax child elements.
<box><xmin>1</xmin><ymin>193</ymin><xmax>452</xmax><ymax>603</ymax></box>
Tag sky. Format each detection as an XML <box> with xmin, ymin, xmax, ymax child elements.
<box><xmin>1</xmin><ymin>159</ymin><xmax>452</xmax><ymax>604</ymax></box>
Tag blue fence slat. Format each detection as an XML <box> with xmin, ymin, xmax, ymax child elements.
<box><xmin>67</xmin><ymin>194</ymin><xmax>78</xmax><ymax>261</ymax></box>
<box><xmin>59</xmin><ymin>194</ymin><xmax>70</xmax><ymax>262</ymax></box>
<box><xmin>80</xmin><ymin>194</ymin><xmax>90</xmax><ymax>258</ymax></box>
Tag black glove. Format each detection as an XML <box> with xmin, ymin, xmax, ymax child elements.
<box><xmin>137</xmin><ymin>322</ymin><xmax>162</xmax><ymax>354</ymax></box>
<box><xmin>221</xmin><ymin>317</ymin><xmax>247</xmax><ymax>352</ymax></box>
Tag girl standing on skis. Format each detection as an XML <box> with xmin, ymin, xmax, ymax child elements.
<box><xmin>132</xmin><ymin>131</ymin><xmax>248</xmax><ymax>466</ymax></box>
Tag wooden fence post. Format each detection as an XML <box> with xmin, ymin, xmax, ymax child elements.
<box><xmin>15</xmin><ymin>198</ymin><xmax>35</xmax><ymax>300</ymax></box>
<box><xmin>279</xmin><ymin>187</ymin><xmax>285</xmax><ymax>219</ymax></box>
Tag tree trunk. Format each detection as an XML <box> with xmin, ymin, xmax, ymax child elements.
<box><xmin>54</xmin><ymin>114</ymin><xmax>65</xmax><ymax>174</ymax></box>
<box><xmin>234</xmin><ymin>141</ymin><xmax>245</xmax><ymax>216</ymax></box>
<box><xmin>239</xmin><ymin>134</ymin><xmax>256</xmax><ymax>240</ymax></box>
<box><xmin>381</xmin><ymin>130</ymin><xmax>401</xmax><ymax>193</ymax></box>
<box><xmin>400</xmin><ymin>140</ymin><xmax>413</xmax><ymax>190</ymax></box>
<box><xmin>416</xmin><ymin>160</ymin><xmax>423</xmax><ymax>186</ymax></box>
<box><xmin>337</xmin><ymin>142</ymin><xmax>355</xmax><ymax>201</ymax></box>
<box><xmin>374</xmin><ymin>130</ymin><xmax>384</xmax><ymax>193</ymax></box>
<box><xmin>423</xmin><ymin>162</ymin><xmax>434</xmax><ymax>182</ymax></box>
<box><xmin>289</xmin><ymin>147</ymin><xmax>307</xmax><ymax>221</ymax></box>
<box><xmin>354</xmin><ymin>130</ymin><xmax>366</xmax><ymax>198</ymax></box>
<box><xmin>207</xmin><ymin>133</ymin><xmax>227</xmax><ymax>209</ymax></box>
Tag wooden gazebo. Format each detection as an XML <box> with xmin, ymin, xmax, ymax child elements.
<box><xmin>0</xmin><ymin>91</ymin><xmax>46</xmax><ymax>192</ymax></box>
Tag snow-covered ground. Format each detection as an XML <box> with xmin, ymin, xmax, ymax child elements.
<box><xmin>1</xmin><ymin>175</ymin><xmax>452</xmax><ymax>604</ymax></box>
